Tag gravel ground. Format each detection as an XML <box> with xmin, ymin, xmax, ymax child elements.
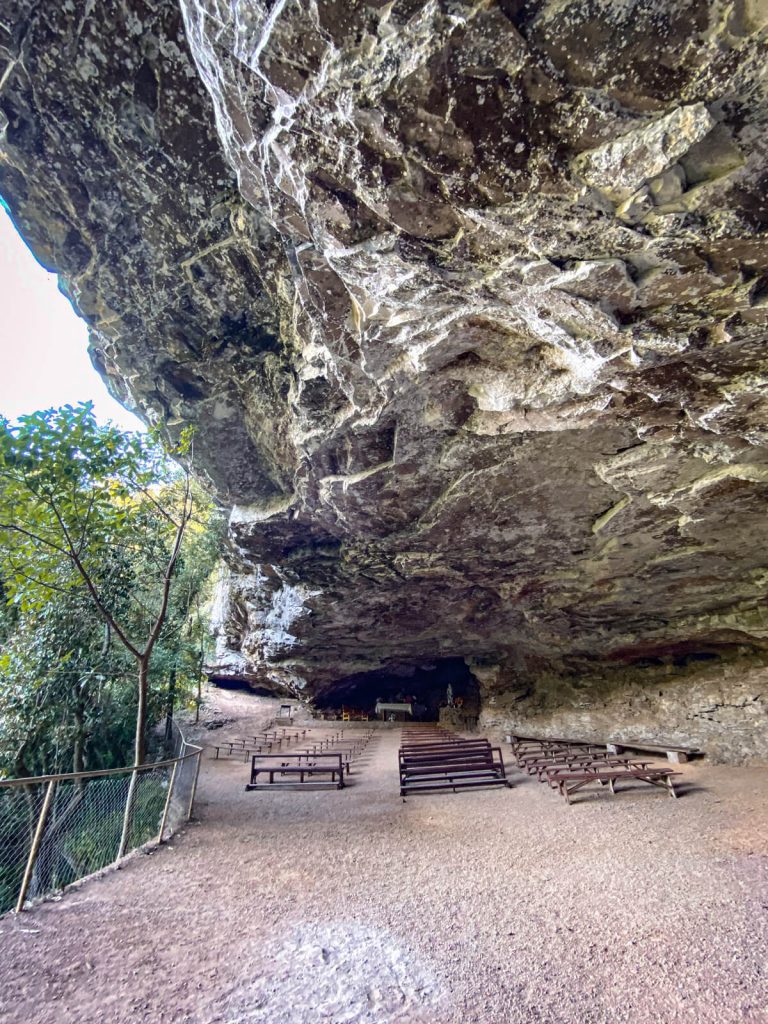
<box><xmin>1</xmin><ymin>688</ymin><xmax>766</xmax><ymax>1024</ymax></box>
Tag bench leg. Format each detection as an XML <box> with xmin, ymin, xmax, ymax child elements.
<box><xmin>666</xmin><ymin>776</ymin><xmax>677</xmax><ymax>798</ymax></box>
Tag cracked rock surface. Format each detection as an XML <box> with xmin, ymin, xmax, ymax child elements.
<box><xmin>1</xmin><ymin>1</ymin><xmax>768</xmax><ymax>757</ymax></box>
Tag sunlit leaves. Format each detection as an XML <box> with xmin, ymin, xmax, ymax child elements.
<box><xmin>0</xmin><ymin>403</ymin><xmax>225</xmax><ymax>771</ymax></box>
<box><xmin>0</xmin><ymin>403</ymin><xmax>192</xmax><ymax>624</ymax></box>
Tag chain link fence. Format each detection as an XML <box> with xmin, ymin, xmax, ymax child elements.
<box><xmin>0</xmin><ymin>722</ymin><xmax>201</xmax><ymax>915</ymax></box>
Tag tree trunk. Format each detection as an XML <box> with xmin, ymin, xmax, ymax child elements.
<box><xmin>164</xmin><ymin>668</ymin><xmax>176</xmax><ymax>755</ymax></box>
<box><xmin>134</xmin><ymin>657</ymin><xmax>149</xmax><ymax>766</ymax></box>
<box><xmin>73</xmin><ymin>690</ymin><xmax>86</xmax><ymax>776</ymax></box>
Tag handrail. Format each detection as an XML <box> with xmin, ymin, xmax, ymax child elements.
<box><xmin>0</xmin><ymin>720</ymin><xmax>204</xmax><ymax>913</ymax></box>
<box><xmin>0</xmin><ymin>744</ymin><xmax>202</xmax><ymax>788</ymax></box>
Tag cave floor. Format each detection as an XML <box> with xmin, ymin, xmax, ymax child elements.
<box><xmin>1</xmin><ymin>693</ymin><xmax>767</xmax><ymax>1024</ymax></box>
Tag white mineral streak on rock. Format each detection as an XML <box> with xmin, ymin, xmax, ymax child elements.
<box><xmin>206</xmin><ymin>567</ymin><xmax>252</xmax><ymax>678</ymax></box>
<box><xmin>230</xmin><ymin>494</ymin><xmax>296</xmax><ymax>526</ymax></box>
<box><xmin>573</xmin><ymin>103</ymin><xmax>715</xmax><ymax>203</ymax></box>
<box><xmin>179</xmin><ymin>0</ymin><xmax>619</xmax><ymax>420</ymax></box>
<box><xmin>261</xmin><ymin>581</ymin><xmax>320</xmax><ymax>657</ymax></box>
<box><xmin>652</xmin><ymin>463</ymin><xmax>768</xmax><ymax>506</ymax></box>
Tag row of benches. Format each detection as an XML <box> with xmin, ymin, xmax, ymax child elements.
<box><xmin>508</xmin><ymin>732</ymin><xmax>699</xmax><ymax>764</ymax></box>
<box><xmin>210</xmin><ymin>727</ymin><xmax>316</xmax><ymax>761</ymax></box>
<box><xmin>245</xmin><ymin>728</ymin><xmax>377</xmax><ymax>790</ymax></box>
<box><xmin>510</xmin><ymin>736</ymin><xmax>680</xmax><ymax>804</ymax></box>
<box><xmin>398</xmin><ymin>726</ymin><xmax>511</xmax><ymax>798</ymax></box>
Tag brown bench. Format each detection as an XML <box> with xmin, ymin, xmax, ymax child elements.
<box><xmin>245</xmin><ymin>753</ymin><xmax>346</xmax><ymax>790</ymax></box>
<box><xmin>294</xmin><ymin>748</ymin><xmax>358</xmax><ymax>775</ymax></box>
<box><xmin>528</xmin><ymin>754</ymin><xmax>650</xmax><ymax>782</ymax></box>
<box><xmin>212</xmin><ymin>740</ymin><xmax>273</xmax><ymax>759</ymax></box>
<box><xmin>399</xmin><ymin>739</ymin><xmax>493</xmax><ymax>756</ymax></box>
<box><xmin>510</xmin><ymin>732</ymin><xmax>699</xmax><ymax>765</ymax></box>
<box><xmin>399</xmin><ymin>742</ymin><xmax>511</xmax><ymax>796</ymax></box>
<box><xmin>538</xmin><ymin>757</ymin><xmax>651</xmax><ymax>785</ymax></box>
<box><xmin>516</xmin><ymin>745</ymin><xmax>602</xmax><ymax>766</ymax></box>
<box><xmin>606</xmin><ymin>740</ymin><xmax>700</xmax><ymax>764</ymax></box>
<box><xmin>549</xmin><ymin>765</ymin><xmax>680</xmax><ymax>804</ymax></box>
<box><xmin>400</xmin><ymin>745</ymin><xmax>496</xmax><ymax>767</ymax></box>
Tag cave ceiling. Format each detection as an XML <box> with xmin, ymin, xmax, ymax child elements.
<box><xmin>2</xmin><ymin>0</ymin><xmax>768</xmax><ymax>695</ymax></box>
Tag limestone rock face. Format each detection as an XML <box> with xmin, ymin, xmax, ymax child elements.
<box><xmin>2</xmin><ymin>1</ymin><xmax>768</xmax><ymax>751</ymax></box>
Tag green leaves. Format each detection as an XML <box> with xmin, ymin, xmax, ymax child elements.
<box><xmin>0</xmin><ymin>403</ymin><xmax>184</xmax><ymax>619</ymax></box>
<box><xmin>0</xmin><ymin>404</ymin><xmax>223</xmax><ymax>773</ymax></box>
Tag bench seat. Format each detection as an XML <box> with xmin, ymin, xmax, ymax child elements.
<box><xmin>246</xmin><ymin>753</ymin><xmax>346</xmax><ymax>790</ymax></box>
<box><xmin>551</xmin><ymin>767</ymin><xmax>680</xmax><ymax>803</ymax></box>
<box><xmin>606</xmin><ymin>740</ymin><xmax>700</xmax><ymax>763</ymax></box>
<box><xmin>398</xmin><ymin>744</ymin><xmax>511</xmax><ymax>797</ymax></box>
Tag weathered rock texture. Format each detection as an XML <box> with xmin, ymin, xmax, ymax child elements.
<box><xmin>478</xmin><ymin>656</ymin><xmax>768</xmax><ymax>763</ymax></box>
<box><xmin>2</xmin><ymin>1</ymin><xmax>768</xmax><ymax>757</ymax></box>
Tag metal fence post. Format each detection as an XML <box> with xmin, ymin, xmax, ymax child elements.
<box><xmin>187</xmin><ymin>750</ymin><xmax>203</xmax><ymax>821</ymax></box>
<box><xmin>117</xmin><ymin>769</ymin><xmax>139</xmax><ymax>861</ymax></box>
<box><xmin>16</xmin><ymin>779</ymin><xmax>57</xmax><ymax>913</ymax></box>
<box><xmin>157</xmin><ymin>762</ymin><xmax>179</xmax><ymax>844</ymax></box>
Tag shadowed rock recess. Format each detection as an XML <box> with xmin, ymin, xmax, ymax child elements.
<box><xmin>2</xmin><ymin>1</ymin><xmax>768</xmax><ymax>760</ymax></box>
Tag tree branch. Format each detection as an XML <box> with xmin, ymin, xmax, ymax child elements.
<box><xmin>0</xmin><ymin>522</ymin><xmax>71</xmax><ymax>558</ymax></box>
<box><xmin>4</xmin><ymin>555</ymin><xmax>74</xmax><ymax>597</ymax></box>
<box><xmin>126</xmin><ymin>477</ymin><xmax>182</xmax><ymax>529</ymax></box>
<box><xmin>143</xmin><ymin>472</ymin><xmax>192</xmax><ymax>659</ymax></box>
<box><xmin>46</xmin><ymin>497</ymin><xmax>143</xmax><ymax>660</ymax></box>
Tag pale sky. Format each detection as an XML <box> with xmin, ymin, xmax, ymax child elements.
<box><xmin>0</xmin><ymin>205</ymin><xmax>144</xmax><ymax>431</ymax></box>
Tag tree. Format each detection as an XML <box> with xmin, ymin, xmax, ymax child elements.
<box><xmin>0</xmin><ymin>403</ymin><xmax>200</xmax><ymax>767</ymax></box>
<box><xmin>0</xmin><ymin>581</ymin><xmax>137</xmax><ymax>778</ymax></box>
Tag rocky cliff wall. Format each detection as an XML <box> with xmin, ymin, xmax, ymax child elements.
<box><xmin>477</xmin><ymin>655</ymin><xmax>768</xmax><ymax>763</ymax></box>
<box><xmin>1</xmin><ymin>1</ymin><xmax>768</xmax><ymax>758</ymax></box>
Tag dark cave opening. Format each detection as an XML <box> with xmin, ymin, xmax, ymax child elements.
<box><xmin>313</xmin><ymin>657</ymin><xmax>480</xmax><ymax>721</ymax></box>
<box><xmin>209</xmin><ymin>676</ymin><xmax>276</xmax><ymax>697</ymax></box>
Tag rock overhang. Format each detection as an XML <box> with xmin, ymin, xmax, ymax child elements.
<box><xmin>2</xmin><ymin>0</ymin><xmax>768</xmax><ymax>715</ymax></box>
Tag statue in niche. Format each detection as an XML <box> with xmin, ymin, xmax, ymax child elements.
<box><xmin>446</xmin><ymin>683</ymin><xmax>454</xmax><ymax>707</ymax></box>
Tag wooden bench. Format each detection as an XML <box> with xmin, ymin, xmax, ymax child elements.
<box><xmin>510</xmin><ymin>732</ymin><xmax>699</xmax><ymax>765</ymax></box>
<box><xmin>605</xmin><ymin>740</ymin><xmax>700</xmax><ymax>764</ymax></box>
<box><xmin>400</xmin><ymin>744</ymin><xmax>496</xmax><ymax>767</ymax></box>
<box><xmin>509</xmin><ymin>734</ymin><xmax>589</xmax><ymax>751</ymax></box>
<box><xmin>399</xmin><ymin>742</ymin><xmax>511</xmax><ymax>797</ymax></box>
<box><xmin>538</xmin><ymin>757</ymin><xmax>652</xmax><ymax>786</ymax></box>
<box><xmin>294</xmin><ymin>748</ymin><xmax>359</xmax><ymax>775</ymax></box>
<box><xmin>399</xmin><ymin>738</ymin><xmax>493</xmax><ymax>755</ymax></box>
<box><xmin>525</xmin><ymin>753</ymin><xmax>650</xmax><ymax>781</ymax></box>
<box><xmin>549</xmin><ymin>765</ymin><xmax>680</xmax><ymax>804</ymax></box>
<box><xmin>245</xmin><ymin>753</ymin><xmax>346</xmax><ymax>790</ymax></box>
<box><xmin>212</xmin><ymin>740</ymin><xmax>272</xmax><ymax>759</ymax></box>
<box><xmin>301</xmin><ymin>739</ymin><xmax>366</xmax><ymax>756</ymax></box>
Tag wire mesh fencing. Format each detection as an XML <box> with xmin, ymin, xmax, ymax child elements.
<box><xmin>0</xmin><ymin>724</ymin><xmax>201</xmax><ymax>915</ymax></box>
<box><xmin>0</xmin><ymin>784</ymin><xmax>46</xmax><ymax>914</ymax></box>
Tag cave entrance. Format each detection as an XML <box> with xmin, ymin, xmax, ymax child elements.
<box><xmin>209</xmin><ymin>676</ymin><xmax>276</xmax><ymax>698</ymax></box>
<box><xmin>314</xmin><ymin>658</ymin><xmax>479</xmax><ymax>722</ymax></box>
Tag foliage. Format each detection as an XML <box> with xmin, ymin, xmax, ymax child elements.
<box><xmin>0</xmin><ymin>403</ymin><xmax>224</xmax><ymax>775</ymax></box>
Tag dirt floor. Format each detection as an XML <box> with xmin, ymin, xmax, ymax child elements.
<box><xmin>1</xmin><ymin>685</ymin><xmax>767</xmax><ymax>1024</ymax></box>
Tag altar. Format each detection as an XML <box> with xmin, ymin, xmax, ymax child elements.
<box><xmin>375</xmin><ymin>701</ymin><xmax>413</xmax><ymax>721</ymax></box>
